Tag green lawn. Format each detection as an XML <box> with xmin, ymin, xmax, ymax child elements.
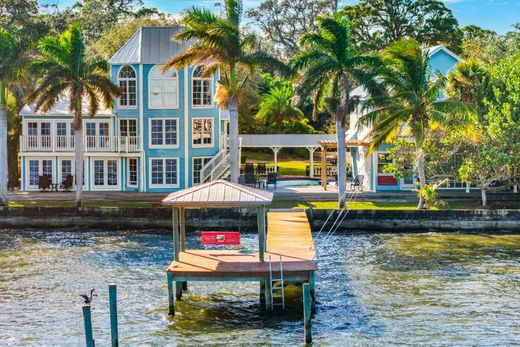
<box><xmin>242</xmin><ymin>149</ymin><xmax>308</xmax><ymax>176</ymax></box>
<box><xmin>8</xmin><ymin>201</ymin><xmax>158</xmax><ymax>208</ymax></box>
<box><xmin>271</xmin><ymin>200</ymin><xmax>482</xmax><ymax>210</ymax></box>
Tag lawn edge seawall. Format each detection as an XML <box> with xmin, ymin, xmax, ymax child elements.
<box><xmin>0</xmin><ymin>207</ymin><xmax>519</xmax><ymax>232</ymax></box>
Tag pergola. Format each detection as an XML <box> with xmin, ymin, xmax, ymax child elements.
<box><xmin>317</xmin><ymin>139</ymin><xmax>370</xmax><ymax>190</ymax></box>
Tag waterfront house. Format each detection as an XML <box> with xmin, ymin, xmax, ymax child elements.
<box><xmin>347</xmin><ymin>45</ymin><xmax>469</xmax><ymax>192</ymax></box>
<box><xmin>19</xmin><ymin>27</ymin><xmax>228</xmax><ymax>192</ymax></box>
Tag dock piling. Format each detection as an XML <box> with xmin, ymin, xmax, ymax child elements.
<box><xmin>303</xmin><ymin>283</ymin><xmax>312</xmax><ymax>344</ymax></box>
<box><xmin>108</xmin><ymin>284</ymin><xmax>118</xmax><ymax>347</ymax></box>
<box><xmin>259</xmin><ymin>281</ymin><xmax>266</xmax><ymax>304</ymax></box>
<box><xmin>82</xmin><ymin>305</ymin><xmax>95</xmax><ymax>347</ymax></box>
<box><xmin>167</xmin><ymin>272</ymin><xmax>175</xmax><ymax>316</ymax></box>
<box><xmin>175</xmin><ymin>282</ymin><xmax>183</xmax><ymax>300</ymax></box>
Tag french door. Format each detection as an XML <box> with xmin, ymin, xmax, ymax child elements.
<box><xmin>91</xmin><ymin>159</ymin><xmax>119</xmax><ymax>190</ymax></box>
<box><xmin>27</xmin><ymin>158</ymin><xmax>54</xmax><ymax>189</ymax></box>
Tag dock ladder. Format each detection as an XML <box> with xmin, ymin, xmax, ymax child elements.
<box><xmin>269</xmin><ymin>255</ymin><xmax>285</xmax><ymax>309</ymax></box>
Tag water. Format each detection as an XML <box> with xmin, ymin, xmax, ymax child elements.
<box><xmin>0</xmin><ymin>230</ymin><xmax>519</xmax><ymax>346</ymax></box>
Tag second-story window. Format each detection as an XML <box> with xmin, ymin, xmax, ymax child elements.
<box><xmin>120</xmin><ymin>119</ymin><xmax>137</xmax><ymax>137</ymax></box>
<box><xmin>192</xmin><ymin>118</ymin><xmax>213</xmax><ymax>146</ymax></box>
<box><xmin>192</xmin><ymin>66</ymin><xmax>212</xmax><ymax>107</ymax></box>
<box><xmin>148</xmin><ymin>65</ymin><xmax>178</xmax><ymax>109</ymax></box>
<box><xmin>150</xmin><ymin>118</ymin><xmax>178</xmax><ymax>147</ymax></box>
<box><xmin>118</xmin><ymin>65</ymin><xmax>137</xmax><ymax>108</ymax></box>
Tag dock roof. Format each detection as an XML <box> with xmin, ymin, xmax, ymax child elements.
<box><xmin>162</xmin><ymin>180</ymin><xmax>273</xmax><ymax>208</ymax></box>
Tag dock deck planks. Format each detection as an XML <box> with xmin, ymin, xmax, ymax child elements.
<box><xmin>167</xmin><ymin>210</ymin><xmax>316</xmax><ymax>280</ymax></box>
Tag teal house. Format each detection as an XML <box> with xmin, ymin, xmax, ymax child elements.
<box><xmin>348</xmin><ymin>45</ymin><xmax>467</xmax><ymax>192</ymax></box>
<box><xmin>19</xmin><ymin>27</ymin><xmax>228</xmax><ymax>192</ymax></box>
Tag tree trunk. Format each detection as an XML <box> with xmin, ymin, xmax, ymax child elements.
<box><xmin>481</xmin><ymin>187</ymin><xmax>487</xmax><ymax>207</ymax></box>
<box><xmin>416</xmin><ymin>147</ymin><xmax>426</xmax><ymax>209</ymax></box>
<box><xmin>228</xmin><ymin>96</ymin><xmax>239</xmax><ymax>183</ymax></box>
<box><xmin>73</xmin><ymin>101</ymin><xmax>83</xmax><ymax>207</ymax></box>
<box><xmin>514</xmin><ymin>185</ymin><xmax>518</xmax><ymax>193</ymax></box>
<box><xmin>0</xmin><ymin>81</ymin><xmax>9</xmax><ymax>206</ymax></box>
<box><xmin>336</xmin><ymin>117</ymin><xmax>347</xmax><ymax>208</ymax></box>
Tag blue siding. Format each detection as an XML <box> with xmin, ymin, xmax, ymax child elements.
<box><xmin>429</xmin><ymin>50</ymin><xmax>459</xmax><ymax>76</ymax></box>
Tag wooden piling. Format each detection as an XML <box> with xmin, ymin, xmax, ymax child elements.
<box><xmin>303</xmin><ymin>283</ymin><xmax>312</xmax><ymax>344</ymax></box>
<box><xmin>108</xmin><ymin>284</ymin><xmax>118</xmax><ymax>347</ymax></box>
<box><xmin>175</xmin><ymin>282</ymin><xmax>183</xmax><ymax>300</ymax></box>
<box><xmin>309</xmin><ymin>271</ymin><xmax>316</xmax><ymax>312</ymax></box>
<box><xmin>167</xmin><ymin>272</ymin><xmax>174</xmax><ymax>316</ymax></box>
<box><xmin>259</xmin><ymin>281</ymin><xmax>266</xmax><ymax>304</ymax></box>
<box><xmin>265</xmin><ymin>278</ymin><xmax>273</xmax><ymax>311</ymax></box>
<box><xmin>82</xmin><ymin>305</ymin><xmax>95</xmax><ymax>347</ymax></box>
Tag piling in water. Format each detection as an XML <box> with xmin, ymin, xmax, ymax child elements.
<box><xmin>82</xmin><ymin>305</ymin><xmax>95</xmax><ymax>347</ymax></box>
<box><xmin>109</xmin><ymin>284</ymin><xmax>118</xmax><ymax>347</ymax></box>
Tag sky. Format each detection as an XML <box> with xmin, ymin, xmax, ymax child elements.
<box><xmin>40</xmin><ymin>0</ymin><xmax>520</xmax><ymax>34</ymax></box>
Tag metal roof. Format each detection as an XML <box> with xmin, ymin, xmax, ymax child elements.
<box><xmin>162</xmin><ymin>180</ymin><xmax>274</xmax><ymax>208</ymax></box>
<box><xmin>240</xmin><ymin>134</ymin><xmax>336</xmax><ymax>148</ymax></box>
<box><xmin>318</xmin><ymin>139</ymin><xmax>370</xmax><ymax>147</ymax></box>
<box><xmin>109</xmin><ymin>26</ymin><xmax>192</xmax><ymax>65</ymax></box>
<box><xmin>20</xmin><ymin>94</ymin><xmax>113</xmax><ymax>117</ymax></box>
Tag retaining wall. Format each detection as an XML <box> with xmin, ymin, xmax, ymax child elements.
<box><xmin>0</xmin><ymin>207</ymin><xmax>519</xmax><ymax>232</ymax></box>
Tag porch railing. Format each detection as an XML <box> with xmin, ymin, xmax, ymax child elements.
<box><xmin>20</xmin><ymin>135</ymin><xmax>141</xmax><ymax>153</ymax></box>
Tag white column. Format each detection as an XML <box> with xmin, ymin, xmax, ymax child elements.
<box><xmin>270</xmin><ymin>147</ymin><xmax>281</xmax><ymax>174</ymax></box>
<box><xmin>306</xmin><ymin>146</ymin><xmax>318</xmax><ymax>177</ymax></box>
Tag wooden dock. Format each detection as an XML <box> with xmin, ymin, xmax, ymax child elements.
<box><xmin>167</xmin><ymin>210</ymin><xmax>317</xmax><ymax>281</ymax></box>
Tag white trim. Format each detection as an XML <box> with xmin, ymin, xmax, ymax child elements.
<box><xmin>139</xmin><ymin>63</ymin><xmax>146</xmax><ymax>192</ymax></box>
<box><xmin>191</xmin><ymin>117</ymin><xmax>214</xmax><ymax>148</ymax></box>
<box><xmin>192</xmin><ymin>156</ymin><xmax>212</xmax><ymax>186</ymax></box>
<box><xmin>191</xmin><ymin>66</ymin><xmax>214</xmax><ymax>109</ymax></box>
<box><xmin>148</xmin><ymin>117</ymin><xmax>180</xmax><ymax>149</ymax></box>
<box><xmin>147</xmin><ymin>65</ymin><xmax>179</xmax><ymax>109</ymax></box>
<box><xmin>148</xmin><ymin>157</ymin><xmax>180</xmax><ymax>188</ymax></box>
<box><xmin>184</xmin><ymin>66</ymin><xmax>189</xmax><ymax>188</ymax></box>
<box><xmin>117</xmin><ymin>65</ymin><xmax>137</xmax><ymax>109</ymax></box>
<box><xmin>427</xmin><ymin>45</ymin><xmax>463</xmax><ymax>62</ymax></box>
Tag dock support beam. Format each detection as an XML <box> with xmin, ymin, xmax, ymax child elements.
<box><xmin>175</xmin><ymin>282</ymin><xmax>183</xmax><ymax>300</ymax></box>
<box><xmin>109</xmin><ymin>284</ymin><xmax>119</xmax><ymax>347</ymax></box>
<box><xmin>265</xmin><ymin>278</ymin><xmax>273</xmax><ymax>311</ymax></box>
<box><xmin>259</xmin><ymin>281</ymin><xmax>266</xmax><ymax>304</ymax></box>
<box><xmin>309</xmin><ymin>271</ymin><xmax>316</xmax><ymax>312</ymax></box>
<box><xmin>167</xmin><ymin>272</ymin><xmax>174</xmax><ymax>316</ymax></box>
<box><xmin>82</xmin><ymin>305</ymin><xmax>95</xmax><ymax>347</ymax></box>
<box><xmin>257</xmin><ymin>206</ymin><xmax>266</xmax><ymax>262</ymax></box>
<box><xmin>303</xmin><ymin>283</ymin><xmax>312</xmax><ymax>344</ymax></box>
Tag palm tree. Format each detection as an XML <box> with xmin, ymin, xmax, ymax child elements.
<box><xmin>162</xmin><ymin>0</ymin><xmax>284</xmax><ymax>183</ymax></box>
<box><xmin>31</xmin><ymin>24</ymin><xmax>120</xmax><ymax>207</ymax></box>
<box><xmin>360</xmin><ymin>39</ymin><xmax>471</xmax><ymax>209</ymax></box>
<box><xmin>292</xmin><ymin>14</ymin><xmax>380</xmax><ymax>207</ymax></box>
<box><xmin>256</xmin><ymin>85</ymin><xmax>303</xmax><ymax>132</ymax></box>
<box><xmin>0</xmin><ymin>28</ymin><xmax>30</xmax><ymax>206</ymax></box>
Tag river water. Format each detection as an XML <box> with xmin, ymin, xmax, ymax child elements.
<box><xmin>0</xmin><ymin>230</ymin><xmax>519</xmax><ymax>346</ymax></box>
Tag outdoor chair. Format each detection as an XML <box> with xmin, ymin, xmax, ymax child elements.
<box><xmin>61</xmin><ymin>175</ymin><xmax>73</xmax><ymax>191</ymax></box>
<box><xmin>244</xmin><ymin>173</ymin><xmax>258</xmax><ymax>188</ymax></box>
<box><xmin>350</xmin><ymin>175</ymin><xmax>365</xmax><ymax>191</ymax></box>
<box><xmin>257</xmin><ymin>163</ymin><xmax>267</xmax><ymax>176</ymax></box>
<box><xmin>266</xmin><ymin>172</ymin><xmax>277</xmax><ymax>189</ymax></box>
<box><xmin>245</xmin><ymin>163</ymin><xmax>255</xmax><ymax>176</ymax></box>
<box><xmin>38</xmin><ymin>175</ymin><xmax>51</xmax><ymax>192</ymax></box>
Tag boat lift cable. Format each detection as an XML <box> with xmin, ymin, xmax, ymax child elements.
<box><xmin>314</xmin><ymin>188</ymin><xmax>350</xmax><ymax>240</ymax></box>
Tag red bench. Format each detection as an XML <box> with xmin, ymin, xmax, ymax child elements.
<box><xmin>201</xmin><ymin>232</ymin><xmax>241</xmax><ymax>245</ymax></box>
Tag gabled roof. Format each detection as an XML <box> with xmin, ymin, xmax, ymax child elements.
<box><xmin>20</xmin><ymin>94</ymin><xmax>113</xmax><ymax>117</ymax></box>
<box><xmin>162</xmin><ymin>180</ymin><xmax>274</xmax><ymax>208</ymax></box>
<box><xmin>109</xmin><ymin>26</ymin><xmax>192</xmax><ymax>65</ymax></box>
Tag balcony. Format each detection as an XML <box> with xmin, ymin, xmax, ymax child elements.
<box><xmin>20</xmin><ymin>135</ymin><xmax>141</xmax><ymax>153</ymax></box>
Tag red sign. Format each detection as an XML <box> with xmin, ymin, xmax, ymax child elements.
<box><xmin>201</xmin><ymin>232</ymin><xmax>241</xmax><ymax>245</ymax></box>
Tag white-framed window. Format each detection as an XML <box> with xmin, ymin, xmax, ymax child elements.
<box><xmin>127</xmin><ymin>158</ymin><xmax>138</xmax><ymax>187</ymax></box>
<box><xmin>149</xmin><ymin>157</ymin><xmax>179</xmax><ymax>188</ymax></box>
<box><xmin>192</xmin><ymin>66</ymin><xmax>212</xmax><ymax>107</ymax></box>
<box><xmin>149</xmin><ymin>118</ymin><xmax>178</xmax><ymax>148</ymax></box>
<box><xmin>192</xmin><ymin>157</ymin><xmax>212</xmax><ymax>185</ymax></box>
<box><xmin>59</xmin><ymin>159</ymin><xmax>85</xmax><ymax>187</ymax></box>
<box><xmin>118</xmin><ymin>65</ymin><xmax>137</xmax><ymax>108</ymax></box>
<box><xmin>27</xmin><ymin>158</ymin><xmax>54</xmax><ymax>189</ymax></box>
<box><xmin>192</xmin><ymin>118</ymin><xmax>213</xmax><ymax>146</ymax></box>
<box><xmin>91</xmin><ymin>159</ymin><xmax>118</xmax><ymax>188</ymax></box>
<box><xmin>148</xmin><ymin>65</ymin><xmax>178</xmax><ymax>109</ymax></box>
<box><xmin>119</xmin><ymin>119</ymin><xmax>137</xmax><ymax>137</ymax></box>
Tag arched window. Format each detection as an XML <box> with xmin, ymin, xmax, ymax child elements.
<box><xmin>118</xmin><ymin>65</ymin><xmax>136</xmax><ymax>107</ymax></box>
<box><xmin>192</xmin><ymin>66</ymin><xmax>213</xmax><ymax>107</ymax></box>
<box><xmin>148</xmin><ymin>65</ymin><xmax>178</xmax><ymax>109</ymax></box>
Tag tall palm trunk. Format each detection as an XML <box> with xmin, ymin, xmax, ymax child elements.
<box><xmin>416</xmin><ymin>147</ymin><xmax>426</xmax><ymax>209</ymax></box>
<box><xmin>0</xmin><ymin>81</ymin><xmax>9</xmax><ymax>206</ymax></box>
<box><xmin>228</xmin><ymin>96</ymin><xmax>239</xmax><ymax>182</ymax></box>
<box><xmin>73</xmin><ymin>100</ymin><xmax>83</xmax><ymax>207</ymax></box>
<box><xmin>336</xmin><ymin>116</ymin><xmax>347</xmax><ymax>208</ymax></box>
<box><xmin>481</xmin><ymin>186</ymin><xmax>487</xmax><ymax>207</ymax></box>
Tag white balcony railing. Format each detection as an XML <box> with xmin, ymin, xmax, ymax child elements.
<box><xmin>20</xmin><ymin>135</ymin><xmax>141</xmax><ymax>153</ymax></box>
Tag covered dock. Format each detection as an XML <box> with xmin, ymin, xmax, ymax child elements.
<box><xmin>162</xmin><ymin>180</ymin><xmax>317</xmax><ymax>319</ymax></box>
